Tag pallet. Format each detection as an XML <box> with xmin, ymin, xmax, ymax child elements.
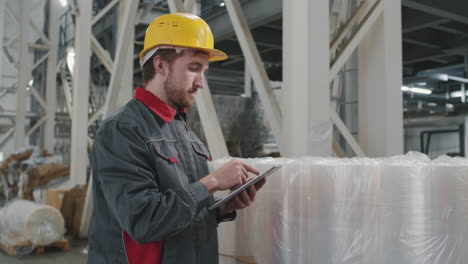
<box><xmin>0</xmin><ymin>239</ymin><xmax>70</xmax><ymax>256</ymax></box>
<box><xmin>220</xmin><ymin>254</ymin><xmax>257</xmax><ymax>264</ymax></box>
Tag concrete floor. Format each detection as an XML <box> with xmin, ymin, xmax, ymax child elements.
<box><xmin>0</xmin><ymin>239</ymin><xmax>250</xmax><ymax>264</ymax></box>
<box><xmin>0</xmin><ymin>240</ymin><xmax>88</xmax><ymax>264</ymax></box>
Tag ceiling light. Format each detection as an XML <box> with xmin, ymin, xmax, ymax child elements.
<box><xmin>450</xmin><ymin>91</ymin><xmax>468</xmax><ymax>98</ymax></box>
<box><xmin>28</xmin><ymin>79</ymin><xmax>34</xmax><ymax>86</ymax></box>
<box><xmin>219</xmin><ymin>2</ymin><xmax>225</xmax><ymax>6</ymax></box>
<box><xmin>59</xmin><ymin>0</ymin><xmax>67</xmax><ymax>7</ymax></box>
<box><xmin>401</xmin><ymin>86</ymin><xmax>432</xmax><ymax>95</ymax></box>
<box><xmin>66</xmin><ymin>48</ymin><xmax>76</xmax><ymax>73</ymax></box>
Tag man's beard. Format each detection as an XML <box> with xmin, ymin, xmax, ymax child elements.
<box><xmin>164</xmin><ymin>71</ymin><xmax>197</xmax><ymax>109</ymax></box>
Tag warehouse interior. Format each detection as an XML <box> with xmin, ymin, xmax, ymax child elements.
<box><xmin>1</xmin><ymin>0</ymin><xmax>468</xmax><ymax>263</ymax></box>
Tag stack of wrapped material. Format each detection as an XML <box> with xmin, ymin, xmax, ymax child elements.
<box><xmin>212</xmin><ymin>152</ymin><xmax>468</xmax><ymax>264</ymax></box>
<box><xmin>0</xmin><ymin>200</ymin><xmax>65</xmax><ymax>250</ymax></box>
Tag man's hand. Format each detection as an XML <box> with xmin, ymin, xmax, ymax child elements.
<box><xmin>217</xmin><ymin>177</ymin><xmax>267</xmax><ymax>216</ymax></box>
<box><xmin>200</xmin><ymin>159</ymin><xmax>259</xmax><ymax>193</ymax></box>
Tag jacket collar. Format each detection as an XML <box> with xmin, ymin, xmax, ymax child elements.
<box><xmin>134</xmin><ymin>87</ymin><xmax>187</xmax><ymax>122</ymax></box>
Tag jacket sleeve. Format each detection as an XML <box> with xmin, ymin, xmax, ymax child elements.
<box><xmin>91</xmin><ymin>120</ymin><xmax>211</xmax><ymax>244</ymax></box>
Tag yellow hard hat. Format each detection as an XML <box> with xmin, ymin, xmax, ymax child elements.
<box><xmin>139</xmin><ymin>13</ymin><xmax>228</xmax><ymax>66</ymax></box>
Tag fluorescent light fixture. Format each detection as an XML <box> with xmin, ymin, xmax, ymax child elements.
<box><xmin>59</xmin><ymin>0</ymin><xmax>67</xmax><ymax>7</ymax></box>
<box><xmin>427</xmin><ymin>102</ymin><xmax>437</xmax><ymax>106</ymax></box>
<box><xmin>401</xmin><ymin>86</ymin><xmax>432</xmax><ymax>95</ymax></box>
<box><xmin>450</xmin><ymin>91</ymin><xmax>464</xmax><ymax>98</ymax></box>
<box><xmin>66</xmin><ymin>48</ymin><xmax>76</xmax><ymax>73</ymax></box>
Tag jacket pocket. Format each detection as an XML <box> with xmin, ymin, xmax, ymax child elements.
<box><xmin>191</xmin><ymin>141</ymin><xmax>212</xmax><ymax>161</ymax></box>
<box><xmin>152</xmin><ymin>139</ymin><xmax>179</xmax><ymax>164</ymax></box>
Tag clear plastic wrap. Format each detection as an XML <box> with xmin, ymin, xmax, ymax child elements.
<box><xmin>211</xmin><ymin>153</ymin><xmax>468</xmax><ymax>264</ymax></box>
<box><xmin>0</xmin><ymin>200</ymin><xmax>65</xmax><ymax>249</ymax></box>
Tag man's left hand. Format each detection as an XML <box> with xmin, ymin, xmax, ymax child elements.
<box><xmin>217</xmin><ymin>177</ymin><xmax>267</xmax><ymax>217</ymax></box>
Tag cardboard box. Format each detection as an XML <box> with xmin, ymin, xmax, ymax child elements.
<box><xmin>46</xmin><ymin>185</ymin><xmax>87</xmax><ymax>237</ymax></box>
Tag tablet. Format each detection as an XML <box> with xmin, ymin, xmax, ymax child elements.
<box><xmin>208</xmin><ymin>165</ymin><xmax>283</xmax><ymax>211</ymax></box>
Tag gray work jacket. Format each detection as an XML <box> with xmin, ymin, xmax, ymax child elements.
<box><xmin>88</xmin><ymin>89</ymin><xmax>221</xmax><ymax>264</ymax></box>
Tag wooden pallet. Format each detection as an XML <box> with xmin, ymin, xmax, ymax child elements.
<box><xmin>0</xmin><ymin>239</ymin><xmax>70</xmax><ymax>256</ymax></box>
<box><xmin>220</xmin><ymin>254</ymin><xmax>257</xmax><ymax>264</ymax></box>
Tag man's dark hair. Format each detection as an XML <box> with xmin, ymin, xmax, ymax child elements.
<box><xmin>141</xmin><ymin>49</ymin><xmax>210</xmax><ymax>85</ymax></box>
<box><xmin>141</xmin><ymin>49</ymin><xmax>184</xmax><ymax>85</ymax></box>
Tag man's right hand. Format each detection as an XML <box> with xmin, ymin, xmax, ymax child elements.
<box><xmin>200</xmin><ymin>159</ymin><xmax>259</xmax><ymax>194</ymax></box>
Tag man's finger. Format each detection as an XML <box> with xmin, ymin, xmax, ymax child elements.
<box><xmin>234</xmin><ymin>196</ymin><xmax>247</xmax><ymax>209</ymax></box>
<box><xmin>247</xmin><ymin>185</ymin><xmax>257</xmax><ymax>201</ymax></box>
<box><xmin>241</xmin><ymin>162</ymin><xmax>259</xmax><ymax>175</ymax></box>
<box><xmin>239</xmin><ymin>190</ymin><xmax>251</xmax><ymax>205</ymax></box>
<box><xmin>254</xmin><ymin>178</ymin><xmax>267</xmax><ymax>190</ymax></box>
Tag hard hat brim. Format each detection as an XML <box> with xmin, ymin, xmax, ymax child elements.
<box><xmin>139</xmin><ymin>45</ymin><xmax>228</xmax><ymax>64</ymax></box>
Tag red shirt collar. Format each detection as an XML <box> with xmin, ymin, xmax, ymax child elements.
<box><xmin>134</xmin><ymin>87</ymin><xmax>187</xmax><ymax>122</ymax></box>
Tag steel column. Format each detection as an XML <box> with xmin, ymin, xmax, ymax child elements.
<box><xmin>15</xmin><ymin>0</ymin><xmax>30</xmax><ymax>148</ymax></box>
<box><xmin>103</xmin><ymin>0</ymin><xmax>138</xmax><ymax>116</ymax></box>
<box><xmin>358</xmin><ymin>0</ymin><xmax>404</xmax><ymax>157</ymax></box>
<box><xmin>117</xmin><ymin>0</ymin><xmax>134</xmax><ymax>108</ymax></box>
<box><xmin>45</xmin><ymin>0</ymin><xmax>60</xmax><ymax>151</ymax></box>
<box><xmin>282</xmin><ymin>0</ymin><xmax>330</xmax><ymax>156</ymax></box>
<box><xmin>70</xmin><ymin>0</ymin><xmax>92</xmax><ymax>185</ymax></box>
<box><xmin>0</xmin><ymin>0</ymin><xmax>5</xmax><ymax>90</ymax></box>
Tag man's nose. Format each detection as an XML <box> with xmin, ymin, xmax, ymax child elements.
<box><xmin>194</xmin><ymin>73</ymin><xmax>204</xmax><ymax>89</ymax></box>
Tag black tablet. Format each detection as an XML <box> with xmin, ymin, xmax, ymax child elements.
<box><xmin>208</xmin><ymin>165</ymin><xmax>282</xmax><ymax>211</ymax></box>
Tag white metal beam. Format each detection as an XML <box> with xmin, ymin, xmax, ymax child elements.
<box><xmin>30</xmin><ymin>19</ymin><xmax>50</xmax><ymax>45</ymax></box>
<box><xmin>225</xmin><ymin>0</ymin><xmax>283</xmax><ymax>150</ymax></box>
<box><xmin>15</xmin><ymin>0</ymin><xmax>30</xmax><ymax>148</ymax></box>
<box><xmin>183</xmin><ymin>0</ymin><xmax>196</xmax><ymax>14</ymax></box>
<box><xmin>103</xmin><ymin>0</ymin><xmax>138</xmax><ymax>116</ymax></box>
<box><xmin>28</xmin><ymin>43</ymin><xmax>49</xmax><ymax>50</ymax></box>
<box><xmin>45</xmin><ymin>0</ymin><xmax>60</xmax><ymax>152</ymax></box>
<box><xmin>5</xmin><ymin>3</ymin><xmax>18</xmax><ymax>25</ymax></box>
<box><xmin>91</xmin><ymin>36</ymin><xmax>113</xmax><ymax>73</ymax></box>
<box><xmin>358</xmin><ymin>0</ymin><xmax>404</xmax><ymax>157</ymax></box>
<box><xmin>30</xmin><ymin>86</ymin><xmax>48</xmax><ymax>110</ymax></box>
<box><xmin>79</xmin><ymin>176</ymin><xmax>93</xmax><ymax>238</ymax></box>
<box><xmin>60</xmin><ymin>69</ymin><xmax>73</xmax><ymax>117</ymax></box>
<box><xmin>117</xmin><ymin>0</ymin><xmax>135</xmax><ymax>108</ymax></box>
<box><xmin>330</xmin><ymin>1</ymin><xmax>368</xmax><ymax>54</ymax></box>
<box><xmin>282</xmin><ymin>0</ymin><xmax>330</xmax><ymax>156</ymax></box>
<box><xmin>243</xmin><ymin>61</ymin><xmax>252</xmax><ymax>98</ymax></box>
<box><xmin>330</xmin><ymin>0</ymin><xmax>384</xmax><ymax>83</ymax></box>
<box><xmin>0</xmin><ymin>0</ymin><xmax>5</xmax><ymax>91</ymax></box>
<box><xmin>26</xmin><ymin>115</ymin><xmax>47</xmax><ymax>137</ymax></box>
<box><xmin>92</xmin><ymin>0</ymin><xmax>119</xmax><ymax>26</ymax></box>
<box><xmin>31</xmin><ymin>52</ymin><xmax>49</xmax><ymax>70</ymax></box>
<box><xmin>0</xmin><ymin>127</ymin><xmax>14</xmax><ymax>147</ymax></box>
<box><xmin>70</xmin><ymin>0</ymin><xmax>93</xmax><ymax>185</ymax></box>
<box><xmin>329</xmin><ymin>106</ymin><xmax>365</xmax><ymax>156</ymax></box>
<box><xmin>167</xmin><ymin>0</ymin><xmax>184</xmax><ymax>13</ymax></box>
<box><xmin>197</xmin><ymin>79</ymin><xmax>229</xmax><ymax>159</ymax></box>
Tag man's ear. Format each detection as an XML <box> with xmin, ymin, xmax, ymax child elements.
<box><xmin>153</xmin><ymin>55</ymin><xmax>168</xmax><ymax>76</ymax></box>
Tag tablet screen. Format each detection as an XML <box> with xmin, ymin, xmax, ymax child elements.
<box><xmin>208</xmin><ymin>165</ymin><xmax>282</xmax><ymax>211</ymax></box>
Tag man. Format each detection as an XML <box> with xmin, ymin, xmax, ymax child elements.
<box><xmin>88</xmin><ymin>13</ymin><xmax>266</xmax><ymax>264</ymax></box>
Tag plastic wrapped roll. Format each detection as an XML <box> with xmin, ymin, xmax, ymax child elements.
<box><xmin>430</xmin><ymin>156</ymin><xmax>468</xmax><ymax>263</ymax></box>
<box><xmin>276</xmin><ymin>157</ymin><xmax>381</xmax><ymax>264</ymax></box>
<box><xmin>381</xmin><ymin>152</ymin><xmax>433</xmax><ymax>264</ymax></box>
<box><xmin>0</xmin><ymin>200</ymin><xmax>65</xmax><ymax>247</ymax></box>
<box><xmin>213</xmin><ymin>154</ymin><xmax>468</xmax><ymax>263</ymax></box>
